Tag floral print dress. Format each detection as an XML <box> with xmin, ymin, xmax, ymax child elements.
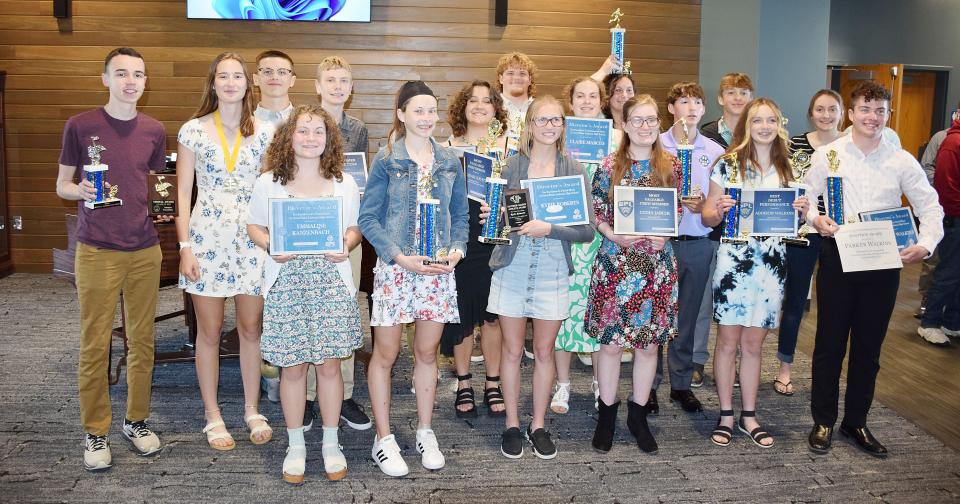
<box><xmin>177</xmin><ymin>118</ymin><xmax>274</xmax><ymax>296</ymax></box>
<box><xmin>584</xmin><ymin>155</ymin><xmax>682</xmax><ymax>349</ymax></box>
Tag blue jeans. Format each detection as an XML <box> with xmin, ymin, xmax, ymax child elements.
<box><xmin>920</xmin><ymin>220</ymin><xmax>960</xmax><ymax>331</ymax></box>
<box><xmin>777</xmin><ymin>234</ymin><xmax>822</xmax><ymax>363</ymax></box>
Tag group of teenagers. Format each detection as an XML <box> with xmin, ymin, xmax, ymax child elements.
<box><xmin>57</xmin><ymin>46</ymin><xmax>945</xmax><ymax>485</ymax></box>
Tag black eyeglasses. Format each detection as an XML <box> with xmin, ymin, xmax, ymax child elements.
<box><xmin>626</xmin><ymin>116</ymin><xmax>660</xmax><ymax>128</ymax></box>
<box><xmin>533</xmin><ymin>116</ymin><xmax>564</xmax><ymax>127</ymax></box>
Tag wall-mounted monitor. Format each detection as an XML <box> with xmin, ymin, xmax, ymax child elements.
<box><xmin>187</xmin><ymin>1</ymin><xmax>371</xmax><ymax>22</ymax></box>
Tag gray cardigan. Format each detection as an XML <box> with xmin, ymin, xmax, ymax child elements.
<box><xmin>489</xmin><ymin>151</ymin><xmax>597</xmax><ymax>274</ymax></box>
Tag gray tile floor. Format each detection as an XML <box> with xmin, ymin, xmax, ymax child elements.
<box><xmin>1</xmin><ymin>273</ymin><xmax>958</xmax><ymax>503</ymax></box>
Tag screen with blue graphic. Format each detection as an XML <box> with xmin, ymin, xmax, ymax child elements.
<box><xmin>187</xmin><ymin>1</ymin><xmax>370</xmax><ymax>21</ymax></box>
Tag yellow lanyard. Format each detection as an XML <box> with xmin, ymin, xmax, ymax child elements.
<box><xmin>213</xmin><ymin>110</ymin><xmax>242</xmax><ymax>174</ymax></box>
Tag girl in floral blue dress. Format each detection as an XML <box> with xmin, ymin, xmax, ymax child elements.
<box><xmin>585</xmin><ymin>95</ymin><xmax>682</xmax><ymax>454</ymax></box>
<box><xmin>247</xmin><ymin>105</ymin><xmax>363</xmax><ymax>484</ymax></box>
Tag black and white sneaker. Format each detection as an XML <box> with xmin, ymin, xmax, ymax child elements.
<box><xmin>500</xmin><ymin>427</ymin><xmax>524</xmax><ymax>459</ymax></box>
<box><xmin>83</xmin><ymin>434</ymin><xmax>112</xmax><ymax>471</ymax></box>
<box><xmin>526</xmin><ymin>426</ymin><xmax>557</xmax><ymax>460</ymax></box>
<box><xmin>122</xmin><ymin>420</ymin><xmax>161</xmax><ymax>456</ymax></box>
<box><xmin>340</xmin><ymin>398</ymin><xmax>372</xmax><ymax>430</ymax></box>
<box><xmin>303</xmin><ymin>400</ymin><xmax>318</xmax><ymax>432</ymax></box>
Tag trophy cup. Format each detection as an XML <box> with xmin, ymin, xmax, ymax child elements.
<box><xmin>609</xmin><ymin>9</ymin><xmax>631</xmax><ymax>75</ymax></box>
<box><xmin>720</xmin><ymin>154</ymin><xmax>747</xmax><ymax>245</ymax></box>
<box><xmin>825</xmin><ymin>149</ymin><xmax>846</xmax><ymax>225</ymax></box>
<box><xmin>417</xmin><ymin>175</ymin><xmax>450</xmax><ymax>266</ymax></box>
<box><xmin>83</xmin><ymin>136</ymin><xmax>122</xmax><ymax>209</ymax></box>
<box><xmin>478</xmin><ymin>119</ymin><xmax>512</xmax><ymax>245</ymax></box>
<box><xmin>783</xmin><ymin>150</ymin><xmax>812</xmax><ymax>246</ymax></box>
<box><xmin>675</xmin><ymin>119</ymin><xmax>698</xmax><ymax>202</ymax></box>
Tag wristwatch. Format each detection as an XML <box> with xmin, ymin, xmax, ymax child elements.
<box><xmin>178</xmin><ymin>241</ymin><xmax>192</xmax><ymax>250</ymax></box>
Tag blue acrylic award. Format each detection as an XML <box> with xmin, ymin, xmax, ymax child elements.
<box><xmin>463</xmin><ymin>151</ymin><xmax>495</xmax><ymax>203</ymax></box>
<box><xmin>268</xmin><ymin>197</ymin><xmax>343</xmax><ymax>255</ymax></box>
<box><xmin>521</xmin><ymin>175</ymin><xmax>590</xmax><ymax>226</ymax></box>
<box><xmin>343</xmin><ymin>152</ymin><xmax>368</xmax><ymax>194</ymax></box>
<box><xmin>613</xmin><ymin>186</ymin><xmax>678</xmax><ymax>236</ymax></box>
<box><xmin>859</xmin><ymin>207</ymin><xmax>919</xmax><ymax>250</ymax></box>
<box><xmin>564</xmin><ymin>117</ymin><xmax>612</xmax><ymax>164</ymax></box>
<box><xmin>748</xmin><ymin>188</ymin><xmax>799</xmax><ymax>237</ymax></box>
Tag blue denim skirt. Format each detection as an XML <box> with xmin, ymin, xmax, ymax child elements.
<box><xmin>488</xmin><ymin>236</ymin><xmax>570</xmax><ymax>320</ymax></box>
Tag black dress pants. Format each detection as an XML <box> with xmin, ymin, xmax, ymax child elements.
<box><xmin>810</xmin><ymin>238</ymin><xmax>900</xmax><ymax>428</ymax></box>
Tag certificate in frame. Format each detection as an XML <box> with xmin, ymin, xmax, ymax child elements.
<box><xmin>268</xmin><ymin>197</ymin><xmax>344</xmax><ymax>255</ymax></box>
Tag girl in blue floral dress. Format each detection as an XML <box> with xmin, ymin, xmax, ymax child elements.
<box><xmin>247</xmin><ymin>105</ymin><xmax>363</xmax><ymax>484</ymax></box>
<box><xmin>585</xmin><ymin>95</ymin><xmax>682</xmax><ymax>455</ymax></box>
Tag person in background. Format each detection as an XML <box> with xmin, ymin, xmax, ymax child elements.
<box><xmin>601</xmin><ymin>73</ymin><xmax>636</xmax><ymax>131</ymax></box>
<box><xmin>701</xmin><ymin>72</ymin><xmax>754</xmax><ymax>148</ymax></box>
<box><xmin>496</xmin><ymin>51</ymin><xmax>537</xmax><ymax>140</ymax></box>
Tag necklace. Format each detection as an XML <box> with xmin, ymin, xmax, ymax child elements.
<box><xmin>214</xmin><ymin>110</ymin><xmax>242</xmax><ymax>192</ymax></box>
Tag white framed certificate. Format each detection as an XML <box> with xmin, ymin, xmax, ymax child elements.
<box><xmin>834</xmin><ymin>220</ymin><xmax>903</xmax><ymax>272</ymax></box>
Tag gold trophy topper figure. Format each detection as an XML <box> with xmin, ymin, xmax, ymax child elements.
<box><xmin>609</xmin><ymin>8</ymin><xmax>623</xmax><ymax>28</ymax></box>
<box><xmin>87</xmin><ymin>136</ymin><xmax>106</xmax><ymax>165</ymax></box>
<box><xmin>722</xmin><ymin>153</ymin><xmax>740</xmax><ymax>184</ymax></box>
<box><xmin>154</xmin><ymin>175</ymin><xmax>174</xmax><ymax>198</ymax></box>
<box><xmin>826</xmin><ymin>149</ymin><xmax>840</xmax><ymax>173</ymax></box>
<box><xmin>789</xmin><ymin>150</ymin><xmax>812</xmax><ymax>180</ymax></box>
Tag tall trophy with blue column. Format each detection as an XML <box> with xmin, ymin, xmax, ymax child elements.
<box><xmin>609</xmin><ymin>9</ymin><xmax>632</xmax><ymax>75</ymax></box>
<box><xmin>825</xmin><ymin>149</ymin><xmax>846</xmax><ymax>225</ymax></box>
<box><xmin>478</xmin><ymin>119</ymin><xmax>512</xmax><ymax>245</ymax></box>
<box><xmin>783</xmin><ymin>149</ymin><xmax>812</xmax><ymax>246</ymax></box>
<box><xmin>417</xmin><ymin>174</ymin><xmax>450</xmax><ymax>266</ymax></box>
<box><xmin>720</xmin><ymin>153</ymin><xmax>747</xmax><ymax>245</ymax></box>
<box><xmin>675</xmin><ymin>119</ymin><xmax>697</xmax><ymax>202</ymax></box>
<box><xmin>83</xmin><ymin>136</ymin><xmax>122</xmax><ymax>209</ymax></box>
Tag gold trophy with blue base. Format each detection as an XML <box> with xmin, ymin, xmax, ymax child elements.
<box><xmin>83</xmin><ymin>136</ymin><xmax>122</xmax><ymax>209</ymax></box>
<box><xmin>720</xmin><ymin>154</ymin><xmax>747</xmax><ymax>245</ymax></box>
<box><xmin>478</xmin><ymin>119</ymin><xmax>512</xmax><ymax>245</ymax></box>
<box><xmin>675</xmin><ymin>120</ymin><xmax>697</xmax><ymax>203</ymax></box>
<box><xmin>783</xmin><ymin>149</ymin><xmax>812</xmax><ymax>246</ymax></box>
<box><xmin>825</xmin><ymin>149</ymin><xmax>846</xmax><ymax>225</ymax></box>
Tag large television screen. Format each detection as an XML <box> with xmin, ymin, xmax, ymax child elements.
<box><xmin>187</xmin><ymin>1</ymin><xmax>370</xmax><ymax>22</ymax></box>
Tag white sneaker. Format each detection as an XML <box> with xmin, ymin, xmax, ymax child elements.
<box><xmin>918</xmin><ymin>326</ymin><xmax>950</xmax><ymax>346</ymax></box>
<box><xmin>122</xmin><ymin>420</ymin><xmax>161</xmax><ymax>456</ymax></box>
<box><xmin>592</xmin><ymin>379</ymin><xmax>600</xmax><ymax>411</ymax></box>
<box><xmin>372</xmin><ymin>434</ymin><xmax>408</xmax><ymax>477</ymax></box>
<box><xmin>83</xmin><ymin>434</ymin><xmax>112</xmax><ymax>472</ymax></box>
<box><xmin>322</xmin><ymin>443</ymin><xmax>347</xmax><ymax>481</ymax></box>
<box><xmin>415</xmin><ymin>428</ymin><xmax>446</xmax><ymax>470</ymax></box>
<box><xmin>550</xmin><ymin>382</ymin><xmax>571</xmax><ymax>414</ymax></box>
<box><xmin>577</xmin><ymin>353</ymin><xmax>593</xmax><ymax>366</ymax></box>
<box><xmin>282</xmin><ymin>445</ymin><xmax>306</xmax><ymax>485</ymax></box>
<box><xmin>262</xmin><ymin>376</ymin><xmax>280</xmax><ymax>403</ymax></box>
<box><xmin>942</xmin><ymin>326</ymin><xmax>960</xmax><ymax>338</ymax></box>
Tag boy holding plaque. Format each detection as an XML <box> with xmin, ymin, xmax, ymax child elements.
<box><xmin>584</xmin><ymin>95</ymin><xmax>683</xmax><ymax>454</ymax></box>
<box><xmin>442</xmin><ymin>80</ymin><xmax>510</xmax><ymax>418</ymax></box>
<box><xmin>701</xmin><ymin>98</ymin><xmax>809</xmax><ymax>449</ymax></box>
<box><xmin>803</xmin><ymin>81</ymin><xmax>943</xmax><ymax>457</ymax></box>
<box><xmin>246</xmin><ymin>105</ymin><xmax>363</xmax><ymax>484</ymax></box>
<box><xmin>653</xmin><ymin>82</ymin><xmax>725</xmax><ymax>412</ymax></box>
<box><xmin>358</xmin><ymin>81</ymin><xmax>468</xmax><ymax>477</ymax></box>
<box><xmin>310</xmin><ymin>55</ymin><xmax>373</xmax><ymax>433</ymax></box>
<box><xmin>483</xmin><ymin>96</ymin><xmax>596</xmax><ymax>460</ymax></box>
<box><xmin>56</xmin><ymin>47</ymin><xmax>166</xmax><ymax>471</ymax></box>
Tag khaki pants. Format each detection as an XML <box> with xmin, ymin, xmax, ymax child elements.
<box><xmin>306</xmin><ymin>355</ymin><xmax>355</xmax><ymax>401</ymax></box>
<box><xmin>75</xmin><ymin>243</ymin><xmax>161</xmax><ymax>436</ymax></box>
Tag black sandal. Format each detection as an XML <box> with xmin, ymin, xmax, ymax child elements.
<box><xmin>738</xmin><ymin>410</ymin><xmax>774</xmax><ymax>448</ymax></box>
<box><xmin>483</xmin><ymin>375</ymin><xmax>506</xmax><ymax>417</ymax></box>
<box><xmin>711</xmin><ymin>409</ymin><xmax>734</xmax><ymax>447</ymax></box>
<box><xmin>455</xmin><ymin>373</ymin><xmax>478</xmax><ymax>418</ymax></box>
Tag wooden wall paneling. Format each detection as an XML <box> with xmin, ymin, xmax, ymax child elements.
<box><xmin>1</xmin><ymin>0</ymin><xmax>701</xmax><ymax>272</ymax></box>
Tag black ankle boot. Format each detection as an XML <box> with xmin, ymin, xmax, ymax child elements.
<box><xmin>592</xmin><ymin>398</ymin><xmax>619</xmax><ymax>452</ymax></box>
<box><xmin>626</xmin><ymin>400</ymin><xmax>659</xmax><ymax>453</ymax></box>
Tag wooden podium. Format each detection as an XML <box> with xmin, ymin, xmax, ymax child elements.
<box><xmin>53</xmin><ymin>215</ymin><xmax>240</xmax><ymax>385</ymax></box>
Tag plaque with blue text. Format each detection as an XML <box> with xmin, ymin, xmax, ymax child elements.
<box><xmin>463</xmin><ymin>151</ymin><xmax>495</xmax><ymax>203</ymax></box>
<box><xmin>343</xmin><ymin>152</ymin><xmax>368</xmax><ymax>194</ymax></box>
<box><xmin>564</xmin><ymin>117</ymin><xmax>613</xmax><ymax>163</ymax></box>
<box><xmin>859</xmin><ymin>207</ymin><xmax>919</xmax><ymax>250</ymax></box>
<box><xmin>268</xmin><ymin>197</ymin><xmax>344</xmax><ymax>255</ymax></box>
<box><xmin>521</xmin><ymin>175</ymin><xmax>590</xmax><ymax>226</ymax></box>
<box><xmin>613</xmin><ymin>186</ymin><xmax>678</xmax><ymax>236</ymax></box>
<box><xmin>747</xmin><ymin>188</ymin><xmax>798</xmax><ymax>237</ymax></box>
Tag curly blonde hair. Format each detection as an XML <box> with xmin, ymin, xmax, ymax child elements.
<box><xmin>264</xmin><ymin>104</ymin><xmax>345</xmax><ymax>185</ymax></box>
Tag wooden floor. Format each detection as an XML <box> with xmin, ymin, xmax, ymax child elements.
<box><xmin>795</xmin><ymin>262</ymin><xmax>960</xmax><ymax>451</ymax></box>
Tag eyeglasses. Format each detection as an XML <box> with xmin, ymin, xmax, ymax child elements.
<box><xmin>258</xmin><ymin>68</ymin><xmax>293</xmax><ymax>77</ymax></box>
<box><xmin>626</xmin><ymin>116</ymin><xmax>660</xmax><ymax>128</ymax></box>
<box><xmin>533</xmin><ymin>116</ymin><xmax>564</xmax><ymax>127</ymax></box>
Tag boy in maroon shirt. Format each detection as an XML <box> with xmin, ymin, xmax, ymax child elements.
<box><xmin>55</xmin><ymin>47</ymin><xmax>168</xmax><ymax>471</ymax></box>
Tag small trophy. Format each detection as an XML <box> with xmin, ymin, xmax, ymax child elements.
<box><xmin>417</xmin><ymin>175</ymin><xmax>450</xmax><ymax>266</ymax></box>
<box><xmin>675</xmin><ymin>119</ymin><xmax>698</xmax><ymax>202</ymax></box>
<box><xmin>478</xmin><ymin>120</ymin><xmax>512</xmax><ymax>245</ymax></box>
<box><xmin>825</xmin><ymin>150</ymin><xmax>846</xmax><ymax>225</ymax></box>
<box><xmin>609</xmin><ymin>9</ymin><xmax>631</xmax><ymax>75</ymax></box>
<box><xmin>83</xmin><ymin>136</ymin><xmax>122</xmax><ymax>209</ymax></box>
<box><xmin>720</xmin><ymin>154</ymin><xmax>747</xmax><ymax>245</ymax></box>
<box><xmin>148</xmin><ymin>173</ymin><xmax>178</xmax><ymax>216</ymax></box>
<box><xmin>504</xmin><ymin>189</ymin><xmax>532</xmax><ymax>229</ymax></box>
<box><xmin>783</xmin><ymin>150</ymin><xmax>812</xmax><ymax>246</ymax></box>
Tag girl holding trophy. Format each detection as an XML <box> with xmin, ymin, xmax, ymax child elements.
<box><xmin>358</xmin><ymin>81</ymin><xmax>469</xmax><ymax>477</ymax></box>
<box><xmin>700</xmin><ymin>98</ymin><xmax>810</xmax><ymax>449</ymax></box>
<box><xmin>175</xmin><ymin>52</ymin><xmax>275</xmax><ymax>452</ymax></box>
<box><xmin>246</xmin><ymin>105</ymin><xmax>363</xmax><ymax>484</ymax></box>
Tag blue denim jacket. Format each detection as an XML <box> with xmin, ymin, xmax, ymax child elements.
<box><xmin>359</xmin><ymin>137</ymin><xmax>469</xmax><ymax>263</ymax></box>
